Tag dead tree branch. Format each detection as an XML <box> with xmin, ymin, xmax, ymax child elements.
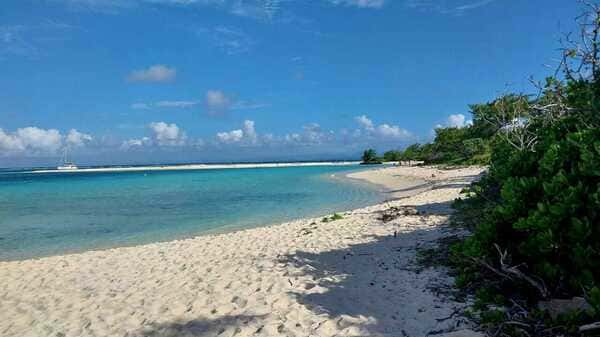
<box><xmin>472</xmin><ymin>244</ymin><xmax>549</xmax><ymax>299</ymax></box>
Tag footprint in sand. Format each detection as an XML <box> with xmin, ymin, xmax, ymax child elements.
<box><xmin>231</xmin><ymin>296</ymin><xmax>247</xmax><ymax>308</ymax></box>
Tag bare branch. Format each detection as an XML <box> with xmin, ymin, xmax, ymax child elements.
<box><xmin>580</xmin><ymin>321</ymin><xmax>600</xmax><ymax>333</ymax></box>
<box><xmin>472</xmin><ymin>244</ymin><xmax>549</xmax><ymax>299</ymax></box>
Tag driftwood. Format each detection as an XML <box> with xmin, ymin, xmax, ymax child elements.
<box><xmin>580</xmin><ymin>321</ymin><xmax>600</xmax><ymax>333</ymax></box>
<box><xmin>379</xmin><ymin>206</ymin><xmax>418</xmax><ymax>223</ymax></box>
<box><xmin>473</xmin><ymin>244</ymin><xmax>549</xmax><ymax>299</ymax></box>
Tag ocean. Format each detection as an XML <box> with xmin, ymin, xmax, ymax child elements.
<box><xmin>0</xmin><ymin>165</ymin><xmax>384</xmax><ymax>261</ymax></box>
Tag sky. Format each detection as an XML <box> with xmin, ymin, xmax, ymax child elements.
<box><xmin>0</xmin><ymin>0</ymin><xmax>583</xmax><ymax>167</ymax></box>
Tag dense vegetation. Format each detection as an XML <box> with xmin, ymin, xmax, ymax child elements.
<box><xmin>380</xmin><ymin>101</ymin><xmax>499</xmax><ymax>165</ymax></box>
<box><xmin>360</xmin><ymin>148</ymin><xmax>382</xmax><ymax>164</ymax></box>
<box><xmin>373</xmin><ymin>5</ymin><xmax>600</xmax><ymax>336</ymax></box>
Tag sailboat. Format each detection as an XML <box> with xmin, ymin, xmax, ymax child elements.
<box><xmin>57</xmin><ymin>147</ymin><xmax>78</xmax><ymax>170</ymax></box>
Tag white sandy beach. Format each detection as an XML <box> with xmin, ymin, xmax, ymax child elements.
<box><xmin>0</xmin><ymin>166</ymin><xmax>485</xmax><ymax>337</ymax></box>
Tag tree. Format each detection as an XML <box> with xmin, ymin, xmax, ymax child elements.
<box><xmin>361</xmin><ymin>149</ymin><xmax>381</xmax><ymax>164</ymax></box>
<box><xmin>401</xmin><ymin>143</ymin><xmax>422</xmax><ymax>161</ymax></box>
<box><xmin>382</xmin><ymin>150</ymin><xmax>402</xmax><ymax>162</ymax></box>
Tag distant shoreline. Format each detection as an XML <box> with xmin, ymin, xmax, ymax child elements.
<box><xmin>27</xmin><ymin>161</ymin><xmax>373</xmax><ymax>174</ymax></box>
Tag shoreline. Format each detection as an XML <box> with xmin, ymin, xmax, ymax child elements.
<box><xmin>0</xmin><ymin>166</ymin><xmax>402</xmax><ymax>263</ymax></box>
<box><xmin>0</xmin><ymin>165</ymin><xmax>387</xmax><ymax>263</ymax></box>
<box><xmin>26</xmin><ymin>160</ymin><xmax>368</xmax><ymax>174</ymax></box>
<box><xmin>0</xmin><ymin>165</ymin><xmax>485</xmax><ymax>337</ymax></box>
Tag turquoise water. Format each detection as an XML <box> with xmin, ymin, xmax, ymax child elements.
<box><xmin>0</xmin><ymin>165</ymin><xmax>383</xmax><ymax>261</ymax></box>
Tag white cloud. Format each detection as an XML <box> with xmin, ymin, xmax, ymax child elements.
<box><xmin>355</xmin><ymin>115</ymin><xmax>374</xmax><ymax>130</ymax></box>
<box><xmin>328</xmin><ymin>0</ymin><xmax>385</xmax><ymax>8</ymax></box>
<box><xmin>0</xmin><ymin>127</ymin><xmax>63</xmax><ymax>155</ymax></box>
<box><xmin>243</xmin><ymin>120</ymin><xmax>258</xmax><ymax>144</ymax></box>
<box><xmin>15</xmin><ymin>127</ymin><xmax>63</xmax><ymax>153</ymax></box>
<box><xmin>0</xmin><ymin>129</ymin><xmax>25</xmax><ymax>153</ymax></box>
<box><xmin>376</xmin><ymin>124</ymin><xmax>411</xmax><ymax>138</ymax></box>
<box><xmin>66</xmin><ymin>129</ymin><xmax>93</xmax><ymax>146</ymax></box>
<box><xmin>216</xmin><ymin>129</ymin><xmax>244</xmax><ymax>143</ymax></box>
<box><xmin>149</xmin><ymin>122</ymin><xmax>187</xmax><ymax>146</ymax></box>
<box><xmin>205</xmin><ymin>90</ymin><xmax>232</xmax><ymax>115</ymax></box>
<box><xmin>216</xmin><ymin>119</ymin><xmax>258</xmax><ymax>145</ymax></box>
<box><xmin>354</xmin><ymin>115</ymin><xmax>412</xmax><ymax>140</ymax></box>
<box><xmin>127</xmin><ymin>64</ymin><xmax>176</xmax><ymax>83</ymax></box>
<box><xmin>284</xmin><ymin>123</ymin><xmax>335</xmax><ymax>146</ymax></box>
<box><xmin>303</xmin><ymin>123</ymin><xmax>334</xmax><ymax>144</ymax></box>
<box><xmin>120</xmin><ymin>136</ymin><xmax>151</xmax><ymax>150</ymax></box>
<box><xmin>446</xmin><ymin>113</ymin><xmax>472</xmax><ymax>128</ymax></box>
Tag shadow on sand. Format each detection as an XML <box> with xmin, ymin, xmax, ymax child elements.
<box><xmin>132</xmin><ymin>190</ymin><xmax>469</xmax><ymax>336</ymax></box>
<box><xmin>279</xmin><ymin>234</ymin><xmax>463</xmax><ymax>335</ymax></box>
<box><xmin>131</xmin><ymin>315</ymin><xmax>265</xmax><ymax>337</ymax></box>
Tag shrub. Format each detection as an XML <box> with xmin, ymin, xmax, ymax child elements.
<box><xmin>456</xmin><ymin>120</ymin><xmax>600</xmax><ymax>297</ymax></box>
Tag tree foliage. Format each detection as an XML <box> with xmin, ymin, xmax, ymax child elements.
<box><xmin>382</xmin><ymin>150</ymin><xmax>402</xmax><ymax>162</ymax></box>
<box><xmin>361</xmin><ymin>148</ymin><xmax>381</xmax><ymax>164</ymax></box>
<box><xmin>448</xmin><ymin>4</ymin><xmax>600</xmax><ymax>334</ymax></box>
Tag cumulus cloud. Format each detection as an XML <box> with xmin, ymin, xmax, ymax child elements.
<box><xmin>122</xmin><ymin>122</ymin><xmax>189</xmax><ymax>149</ymax></box>
<box><xmin>216</xmin><ymin>129</ymin><xmax>244</xmax><ymax>143</ymax></box>
<box><xmin>127</xmin><ymin>65</ymin><xmax>176</xmax><ymax>83</ymax></box>
<box><xmin>149</xmin><ymin>122</ymin><xmax>187</xmax><ymax>146</ymax></box>
<box><xmin>328</xmin><ymin>0</ymin><xmax>386</xmax><ymax>8</ymax></box>
<box><xmin>445</xmin><ymin>113</ymin><xmax>473</xmax><ymax>128</ymax></box>
<box><xmin>285</xmin><ymin>123</ymin><xmax>335</xmax><ymax>145</ymax></box>
<box><xmin>66</xmin><ymin>129</ymin><xmax>93</xmax><ymax>146</ymax></box>
<box><xmin>376</xmin><ymin>124</ymin><xmax>411</xmax><ymax>138</ymax></box>
<box><xmin>0</xmin><ymin>127</ymin><xmax>64</xmax><ymax>156</ymax></box>
<box><xmin>0</xmin><ymin>129</ymin><xmax>26</xmax><ymax>154</ymax></box>
<box><xmin>355</xmin><ymin>115</ymin><xmax>375</xmax><ymax>130</ymax></box>
<box><xmin>205</xmin><ymin>90</ymin><xmax>232</xmax><ymax>115</ymax></box>
<box><xmin>120</xmin><ymin>136</ymin><xmax>151</xmax><ymax>150</ymax></box>
<box><xmin>242</xmin><ymin>120</ymin><xmax>258</xmax><ymax>144</ymax></box>
<box><xmin>354</xmin><ymin>115</ymin><xmax>412</xmax><ymax>140</ymax></box>
<box><xmin>216</xmin><ymin>119</ymin><xmax>258</xmax><ymax>145</ymax></box>
<box><xmin>215</xmin><ymin>120</ymin><xmax>337</xmax><ymax>148</ymax></box>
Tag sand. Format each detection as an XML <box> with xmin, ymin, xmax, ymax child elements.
<box><xmin>0</xmin><ymin>165</ymin><xmax>485</xmax><ymax>337</ymax></box>
<box><xmin>29</xmin><ymin>161</ymin><xmax>364</xmax><ymax>174</ymax></box>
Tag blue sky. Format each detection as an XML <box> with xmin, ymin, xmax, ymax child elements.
<box><xmin>0</xmin><ymin>0</ymin><xmax>581</xmax><ymax>167</ymax></box>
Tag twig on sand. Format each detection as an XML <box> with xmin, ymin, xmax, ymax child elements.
<box><xmin>435</xmin><ymin>309</ymin><xmax>460</xmax><ymax>322</ymax></box>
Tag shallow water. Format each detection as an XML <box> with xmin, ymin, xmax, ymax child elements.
<box><xmin>0</xmin><ymin>165</ymin><xmax>384</xmax><ymax>261</ymax></box>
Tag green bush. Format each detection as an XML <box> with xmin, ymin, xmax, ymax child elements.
<box><xmin>456</xmin><ymin>120</ymin><xmax>600</xmax><ymax>297</ymax></box>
